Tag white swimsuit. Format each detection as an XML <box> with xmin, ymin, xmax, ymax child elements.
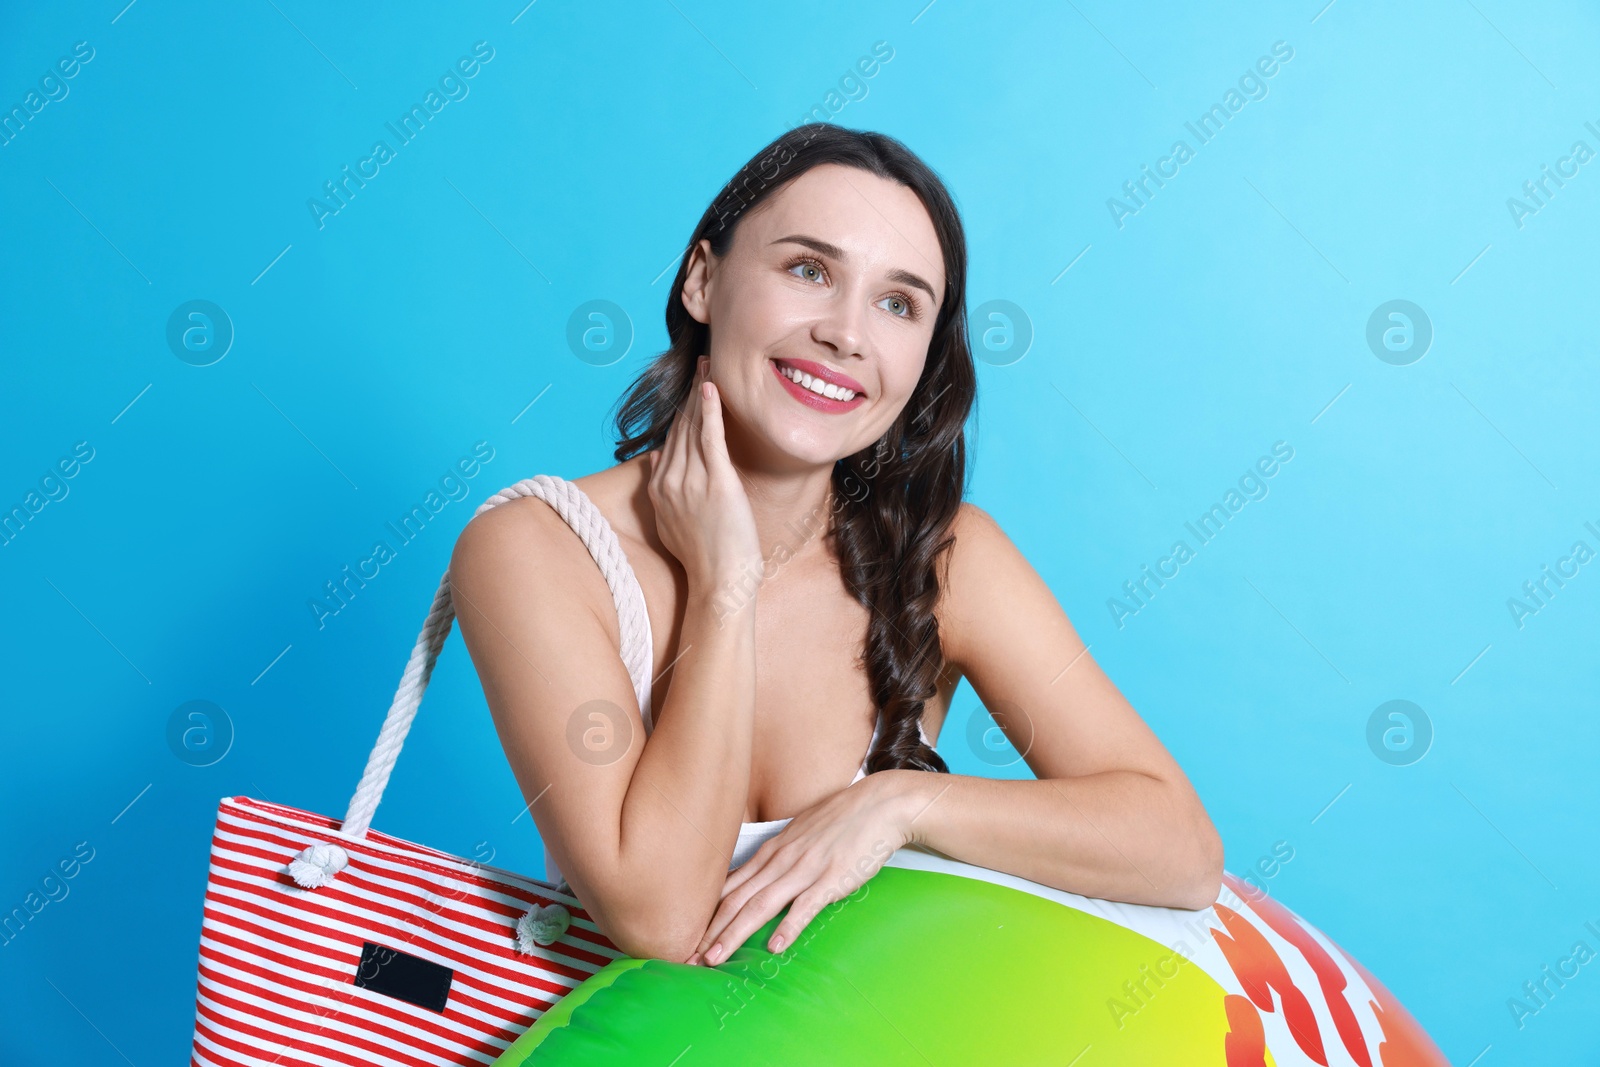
<box><xmin>538</xmin><ymin>479</ymin><xmax>932</xmax><ymax>888</ymax></box>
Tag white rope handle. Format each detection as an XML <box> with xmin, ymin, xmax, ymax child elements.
<box><xmin>288</xmin><ymin>474</ymin><xmax>653</xmax><ymax>889</ymax></box>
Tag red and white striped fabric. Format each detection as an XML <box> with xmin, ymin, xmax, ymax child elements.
<box><xmin>187</xmin><ymin>476</ymin><xmax>654</xmax><ymax>1066</ymax></box>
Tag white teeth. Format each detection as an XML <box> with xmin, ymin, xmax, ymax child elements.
<box><xmin>779</xmin><ymin>363</ymin><xmax>856</xmax><ymax>401</ymax></box>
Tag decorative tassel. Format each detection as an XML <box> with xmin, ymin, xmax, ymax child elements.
<box><xmin>288</xmin><ymin>842</ymin><xmax>349</xmax><ymax>888</ymax></box>
<box><xmin>515</xmin><ymin>902</ymin><xmax>570</xmax><ymax>953</ymax></box>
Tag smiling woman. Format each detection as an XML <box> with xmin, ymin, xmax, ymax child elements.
<box><xmin>445</xmin><ymin>123</ymin><xmax>1236</xmax><ymax>1056</ymax></box>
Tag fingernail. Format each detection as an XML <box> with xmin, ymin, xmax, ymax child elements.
<box><xmin>770</xmin><ymin>934</ymin><xmax>786</xmax><ymax>952</ymax></box>
<box><xmin>707</xmin><ymin>942</ymin><xmax>723</xmax><ymax>964</ymax></box>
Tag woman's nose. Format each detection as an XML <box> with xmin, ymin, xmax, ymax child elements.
<box><xmin>812</xmin><ymin>289</ymin><xmax>868</xmax><ymax>358</ymax></box>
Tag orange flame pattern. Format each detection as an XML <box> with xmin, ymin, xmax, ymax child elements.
<box><xmin>1224</xmin><ymin>993</ymin><xmax>1270</xmax><ymax>1067</ymax></box>
<box><xmin>1215</xmin><ymin>872</ymin><xmax>1449</xmax><ymax>1066</ymax></box>
<box><xmin>1210</xmin><ymin>897</ymin><xmax>1328</xmax><ymax>1063</ymax></box>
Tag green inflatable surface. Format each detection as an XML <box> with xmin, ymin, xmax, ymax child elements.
<box><xmin>494</xmin><ymin>866</ymin><xmax>1237</xmax><ymax>1065</ymax></box>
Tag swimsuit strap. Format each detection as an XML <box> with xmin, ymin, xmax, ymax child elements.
<box><xmin>849</xmin><ymin>714</ymin><xmax>936</xmax><ymax>785</ymax></box>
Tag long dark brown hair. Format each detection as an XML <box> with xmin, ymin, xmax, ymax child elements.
<box><xmin>610</xmin><ymin>124</ymin><xmax>974</xmax><ymax>776</ymax></box>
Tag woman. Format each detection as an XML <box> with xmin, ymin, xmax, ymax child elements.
<box><xmin>449</xmin><ymin>125</ymin><xmax>1222</xmax><ymax>970</ymax></box>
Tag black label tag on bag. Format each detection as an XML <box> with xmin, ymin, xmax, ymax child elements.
<box><xmin>352</xmin><ymin>941</ymin><xmax>453</xmax><ymax>1013</ymax></box>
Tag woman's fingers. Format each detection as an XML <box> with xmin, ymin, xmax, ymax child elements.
<box><xmin>662</xmin><ymin>364</ymin><xmax>693</xmax><ymax>480</ymax></box>
<box><xmin>693</xmin><ymin>885</ymin><xmax>745</xmax><ymax>959</ymax></box>
<box><xmin>651</xmin><ymin>352</ymin><xmax>761</xmax><ymax>590</ymax></box>
<box><xmin>698</xmin><ymin>372</ymin><xmax>731</xmax><ymax>470</ymax></box>
<box><xmin>685</xmin><ymin>354</ymin><xmax>707</xmax><ymax>433</ymax></box>
<box><xmin>669</xmin><ymin>356</ymin><xmax>708</xmax><ymax>486</ymax></box>
<box><xmin>698</xmin><ymin>867</ymin><xmax>807</xmax><ymax>966</ymax></box>
<box><xmin>696</xmin><ymin>358</ymin><xmax>748</xmax><ymax>501</ymax></box>
<box><xmin>717</xmin><ymin>839</ymin><xmax>773</xmax><ymax>901</ymax></box>
<box><xmin>689</xmin><ymin>835</ymin><xmax>777</xmax><ymax>965</ymax></box>
<box><xmin>686</xmin><ymin>358</ymin><xmax>713</xmax><ymax>489</ymax></box>
<box><xmin>764</xmin><ymin>884</ymin><xmax>837</xmax><ymax>955</ymax></box>
<box><xmin>694</xmin><ymin>846</ymin><xmax>782</xmax><ymax>960</ymax></box>
<box><xmin>653</xmin><ymin>356</ymin><xmax>704</xmax><ymax>517</ymax></box>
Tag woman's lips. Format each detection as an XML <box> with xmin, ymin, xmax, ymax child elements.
<box><xmin>775</xmin><ymin>357</ymin><xmax>866</xmax><ymax>395</ymax></box>
<box><xmin>770</xmin><ymin>359</ymin><xmax>867</xmax><ymax>413</ymax></box>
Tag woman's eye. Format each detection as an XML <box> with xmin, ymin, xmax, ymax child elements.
<box><xmin>788</xmin><ymin>258</ymin><xmax>917</xmax><ymax>319</ymax></box>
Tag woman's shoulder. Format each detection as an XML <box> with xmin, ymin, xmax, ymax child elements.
<box><xmin>936</xmin><ymin>500</ymin><xmax>1022</xmax><ymax>668</ymax></box>
<box><xmin>938</xmin><ymin>499</ymin><xmax>1001</xmax><ymax>585</ymax></box>
<box><xmin>456</xmin><ymin>458</ymin><xmax>647</xmax><ymax>549</ymax></box>
<box><xmin>570</xmin><ymin>455</ymin><xmax>654</xmax><ymax>545</ymax></box>
<box><xmin>449</xmin><ymin>460</ymin><xmax>647</xmax><ymax>621</ymax></box>
<box><xmin>950</xmin><ymin>499</ymin><xmax>997</xmax><ymax>536</ymax></box>
<box><xmin>942</xmin><ymin>500</ymin><xmax>1006</xmax><ymax>577</ymax></box>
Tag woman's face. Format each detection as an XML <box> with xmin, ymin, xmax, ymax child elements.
<box><xmin>679</xmin><ymin>163</ymin><xmax>946</xmax><ymax>471</ymax></box>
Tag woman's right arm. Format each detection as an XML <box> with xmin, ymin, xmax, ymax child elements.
<box><xmin>450</xmin><ymin>358</ymin><xmax>764</xmax><ymax>962</ymax></box>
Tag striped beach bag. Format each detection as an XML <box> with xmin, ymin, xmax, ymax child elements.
<box><xmin>188</xmin><ymin>476</ymin><xmax>654</xmax><ymax>1066</ymax></box>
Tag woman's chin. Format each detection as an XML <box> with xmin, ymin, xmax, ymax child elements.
<box><xmin>725</xmin><ymin>403</ymin><xmax>864</xmax><ymax>471</ymax></box>
<box><xmin>752</xmin><ymin>432</ymin><xmax>853</xmax><ymax>471</ymax></box>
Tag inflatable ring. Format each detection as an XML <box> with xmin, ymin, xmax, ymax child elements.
<box><xmin>493</xmin><ymin>849</ymin><xmax>1447</xmax><ymax>1065</ymax></box>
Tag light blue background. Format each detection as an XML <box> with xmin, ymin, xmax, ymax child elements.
<box><xmin>3</xmin><ymin>0</ymin><xmax>1597</xmax><ymax>1062</ymax></box>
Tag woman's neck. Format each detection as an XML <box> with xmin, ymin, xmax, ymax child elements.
<box><xmin>736</xmin><ymin>460</ymin><xmax>839</xmax><ymax>571</ymax></box>
<box><xmin>709</xmin><ymin>407</ymin><xmax>845</xmax><ymax>571</ymax></box>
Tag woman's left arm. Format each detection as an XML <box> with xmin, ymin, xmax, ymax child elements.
<box><xmin>690</xmin><ymin>503</ymin><xmax>1223</xmax><ymax>966</ymax></box>
<box><xmin>897</xmin><ymin>502</ymin><xmax>1223</xmax><ymax>911</ymax></box>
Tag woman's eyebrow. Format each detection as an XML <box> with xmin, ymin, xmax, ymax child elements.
<box><xmin>771</xmin><ymin>234</ymin><xmax>939</xmax><ymax>306</ymax></box>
